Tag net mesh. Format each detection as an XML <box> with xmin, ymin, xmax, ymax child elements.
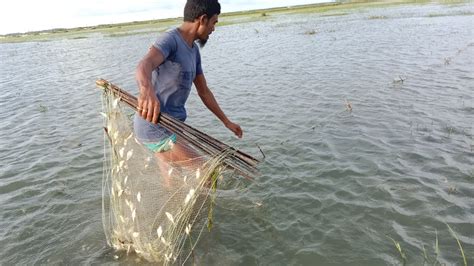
<box><xmin>100</xmin><ymin>88</ymin><xmax>235</xmax><ymax>264</ymax></box>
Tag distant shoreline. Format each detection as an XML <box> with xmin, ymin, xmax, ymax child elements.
<box><xmin>0</xmin><ymin>3</ymin><xmax>336</xmax><ymax>37</ymax></box>
<box><xmin>0</xmin><ymin>1</ymin><xmax>469</xmax><ymax>43</ymax></box>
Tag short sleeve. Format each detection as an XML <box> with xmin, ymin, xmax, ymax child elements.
<box><xmin>195</xmin><ymin>47</ymin><xmax>203</xmax><ymax>75</ymax></box>
<box><xmin>152</xmin><ymin>32</ymin><xmax>177</xmax><ymax>60</ymax></box>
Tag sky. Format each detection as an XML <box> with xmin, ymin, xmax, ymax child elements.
<box><xmin>0</xmin><ymin>0</ymin><xmax>330</xmax><ymax>35</ymax></box>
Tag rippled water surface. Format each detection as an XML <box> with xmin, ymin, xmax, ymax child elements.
<box><xmin>1</xmin><ymin>3</ymin><xmax>473</xmax><ymax>265</ymax></box>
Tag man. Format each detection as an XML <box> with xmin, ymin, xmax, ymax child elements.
<box><xmin>134</xmin><ymin>0</ymin><xmax>242</xmax><ymax>163</ymax></box>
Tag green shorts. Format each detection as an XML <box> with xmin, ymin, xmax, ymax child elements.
<box><xmin>144</xmin><ymin>134</ymin><xmax>177</xmax><ymax>153</ymax></box>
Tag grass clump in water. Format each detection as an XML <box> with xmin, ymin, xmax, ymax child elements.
<box><xmin>207</xmin><ymin>167</ymin><xmax>221</xmax><ymax>232</ymax></box>
<box><xmin>368</xmin><ymin>15</ymin><xmax>387</xmax><ymax>19</ymax></box>
<box><xmin>321</xmin><ymin>12</ymin><xmax>348</xmax><ymax>17</ymax></box>
<box><xmin>386</xmin><ymin>224</ymin><xmax>468</xmax><ymax>266</ymax></box>
<box><xmin>446</xmin><ymin>223</ymin><xmax>467</xmax><ymax>266</ymax></box>
<box><xmin>71</xmin><ymin>36</ymin><xmax>87</xmax><ymax>39</ymax></box>
<box><xmin>38</xmin><ymin>104</ymin><xmax>48</xmax><ymax>113</ymax></box>
<box><xmin>427</xmin><ymin>11</ymin><xmax>473</xmax><ymax>18</ymax></box>
<box><xmin>386</xmin><ymin>235</ymin><xmax>407</xmax><ymax>265</ymax></box>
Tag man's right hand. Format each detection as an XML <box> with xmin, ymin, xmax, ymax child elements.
<box><xmin>137</xmin><ymin>88</ymin><xmax>161</xmax><ymax>124</ymax></box>
<box><xmin>136</xmin><ymin>46</ymin><xmax>165</xmax><ymax>124</ymax></box>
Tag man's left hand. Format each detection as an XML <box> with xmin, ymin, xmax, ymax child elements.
<box><xmin>225</xmin><ymin>121</ymin><xmax>243</xmax><ymax>138</ymax></box>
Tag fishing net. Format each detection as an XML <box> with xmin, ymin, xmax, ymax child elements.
<box><xmin>100</xmin><ymin>86</ymin><xmax>240</xmax><ymax>264</ymax></box>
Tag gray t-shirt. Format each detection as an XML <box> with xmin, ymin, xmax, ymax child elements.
<box><xmin>134</xmin><ymin>28</ymin><xmax>203</xmax><ymax>142</ymax></box>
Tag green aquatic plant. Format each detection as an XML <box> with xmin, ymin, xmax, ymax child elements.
<box><xmin>444</xmin><ymin>57</ymin><xmax>452</xmax><ymax>65</ymax></box>
<box><xmin>434</xmin><ymin>229</ymin><xmax>440</xmax><ymax>265</ymax></box>
<box><xmin>386</xmin><ymin>226</ymin><xmax>468</xmax><ymax>266</ymax></box>
<box><xmin>428</xmin><ymin>11</ymin><xmax>473</xmax><ymax>18</ymax></box>
<box><xmin>368</xmin><ymin>15</ymin><xmax>387</xmax><ymax>19</ymax></box>
<box><xmin>445</xmin><ymin>125</ymin><xmax>455</xmax><ymax>138</ymax></box>
<box><xmin>207</xmin><ymin>167</ymin><xmax>221</xmax><ymax>231</ymax></box>
<box><xmin>393</xmin><ymin>75</ymin><xmax>406</xmax><ymax>84</ymax></box>
<box><xmin>321</xmin><ymin>12</ymin><xmax>348</xmax><ymax>17</ymax></box>
<box><xmin>386</xmin><ymin>235</ymin><xmax>407</xmax><ymax>265</ymax></box>
<box><xmin>446</xmin><ymin>223</ymin><xmax>467</xmax><ymax>266</ymax></box>
<box><xmin>422</xmin><ymin>244</ymin><xmax>431</xmax><ymax>264</ymax></box>
<box><xmin>38</xmin><ymin>104</ymin><xmax>48</xmax><ymax>112</ymax></box>
<box><xmin>447</xmin><ymin>185</ymin><xmax>457</xmax><ymax>194</ymax></box>
<box><xmin>344</xmin><ymin>99</ymin><xmax>352</xmax><ymax>113</ymax></box>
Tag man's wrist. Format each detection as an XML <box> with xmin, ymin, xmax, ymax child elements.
<box><xmin>222</xmin><ymin>118</ymin><xmax>230</xmax><ymax>126</ymax></box>
<box><xmin>139</xmin><ymin>86</ymin><xmax>152</xmax><ymax>94</ymax></box>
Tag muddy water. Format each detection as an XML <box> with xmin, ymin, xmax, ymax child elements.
<box><xmin>0</xmin><ymin>3</ymin><xmax>473</xmax><ymax>265</ymax></box>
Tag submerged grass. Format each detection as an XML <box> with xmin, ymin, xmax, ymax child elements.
<box><xmin>387</xmin><ymin>225</ymin><xmax>468</xmax><ymax>266</ymax></box>
<box><xmin>368</xmin><ymin>15</ymin><xmax>388</xmax><ymax>19</ymax></box>
<box><xmin>387</xmin><ymin>235</ymin><xmax>407</xmax><ymax>265</ymax></box>
<box><xmin>206</xmin><ymin>166</ymin><xmax>223</xmax><ymax>232</ymax></box>
<box><xmin>106</xmin><ymin>29</ymin><xmax>165</xmax><ymax>38</ymax></box>
<box><xmin>321</xmin><ymin>12</ymin><xmax>349</xmax><ymax>17</ymax></box>
<box><xmin>435</xmin><ymin>229</ymin><xmax>440</xmax><ymax>264</ymax></box>
<box><xmin>446</xmin><ymin>223</ymin><xmax>467</xmax><ymax>266</ymax></box>
<box><xmin>427</xmin><ymin>11</ymin><xmax>473</xmax><ymax>17</ymax></box>
<box><xmin>70</xmin><ymin>36</ymin><xmax>88</xmax><ymax>40</ymax></box>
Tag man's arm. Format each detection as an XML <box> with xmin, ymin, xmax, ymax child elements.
<box><xmin>136</xmin><ymin>46</ymin><xmax>164</xmax><ymax>124</ymax></box>
<box><xmin>193</xmin><ymin>74</ymin><xmax>243</xmax><ymax>138</ymax></box>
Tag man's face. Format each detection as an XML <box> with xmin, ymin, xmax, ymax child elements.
<box><xmin>197</xmin><ymin>14</ymin><xmax>218</xmax><ymax>48</ymax></box>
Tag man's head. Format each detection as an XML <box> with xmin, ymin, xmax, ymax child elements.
<box><xmin>184</xmin><ymin>0</ymin><xmax>221</xmax><ymax>47</ymax></box>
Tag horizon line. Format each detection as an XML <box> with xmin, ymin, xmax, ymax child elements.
<box><xmin>1</xmin><ymin>1</ymin><xmax>335</xmax><ymax>36</ymax></box>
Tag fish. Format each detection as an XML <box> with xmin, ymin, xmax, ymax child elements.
<box><xmin>185</xmin><ymin>224</ymin><xmax>191</xmax><ymax>235</ymax></box>
<box><xmin>157</xmin><ymin>226</ymin><xmax>163</xmax><ymax>237</ymax></box>
<box><xmin>184</xmin><ymin>189</ymin><xmax>195</xmax><ymax>204</ymax></box>
<box><xmin>126</xmin><ymin>150</ymin><xmax>133</xmax><ymax>160</ymax></box>
<box><xmin>165</xmin><ymin>212</ymin><xmax>175</xmax><ymax>224</ymax></box>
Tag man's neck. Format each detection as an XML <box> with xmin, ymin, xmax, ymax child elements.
<box><xmin>178</xmin><ymin>23</ymin><xmax>198</xmax><ymax>47</ymax></box>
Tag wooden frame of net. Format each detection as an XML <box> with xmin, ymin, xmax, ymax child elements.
<box><xmin>96</xmin><ymin>79</ymin><xmax>260</xmax><ymax>178</ymax></box>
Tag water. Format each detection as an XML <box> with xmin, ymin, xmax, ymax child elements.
<box><xmin>1</xmin><ymin>3</ymin><xmax>473</xmax><ymax>265</ymax></box>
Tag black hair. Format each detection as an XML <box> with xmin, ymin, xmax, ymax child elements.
<box><xmin>183</xmin><ymin>0</ymin><xmax>221</xmax><ymax>22</ymax></box>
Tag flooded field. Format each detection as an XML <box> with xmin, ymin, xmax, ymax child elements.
<box><xmin>0</xmin><ymin>2</ymin><xmax>473</xmax><ymax>265</ymax></box>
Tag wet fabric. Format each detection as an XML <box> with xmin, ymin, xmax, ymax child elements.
<box><xmin>143</xmin><ymin>134</ymin><xmax>177</xmax><ymax>153</ymax></box>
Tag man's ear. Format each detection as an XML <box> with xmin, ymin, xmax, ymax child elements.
<box><xmin>198</xmin><ymin>14</ymin><xmax>208</xmax><ymax>25</ymax></box>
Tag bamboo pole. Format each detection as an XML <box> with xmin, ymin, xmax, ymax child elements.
<box><xmin>96</xmin><ymin>79</ymin><xmax>260</xmax><ymax>175</ymax></box>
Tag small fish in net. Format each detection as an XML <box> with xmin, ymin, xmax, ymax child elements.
<box><xmin>98</xmin><ymin>80</ymin><xmax>259</xmax><ymax>264</ymax></box>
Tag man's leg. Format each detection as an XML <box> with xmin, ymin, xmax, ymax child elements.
<box><xmin>153</xmin><ymin>137</ymin><xmax>205</xmax><ymax>186</ymax></box>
